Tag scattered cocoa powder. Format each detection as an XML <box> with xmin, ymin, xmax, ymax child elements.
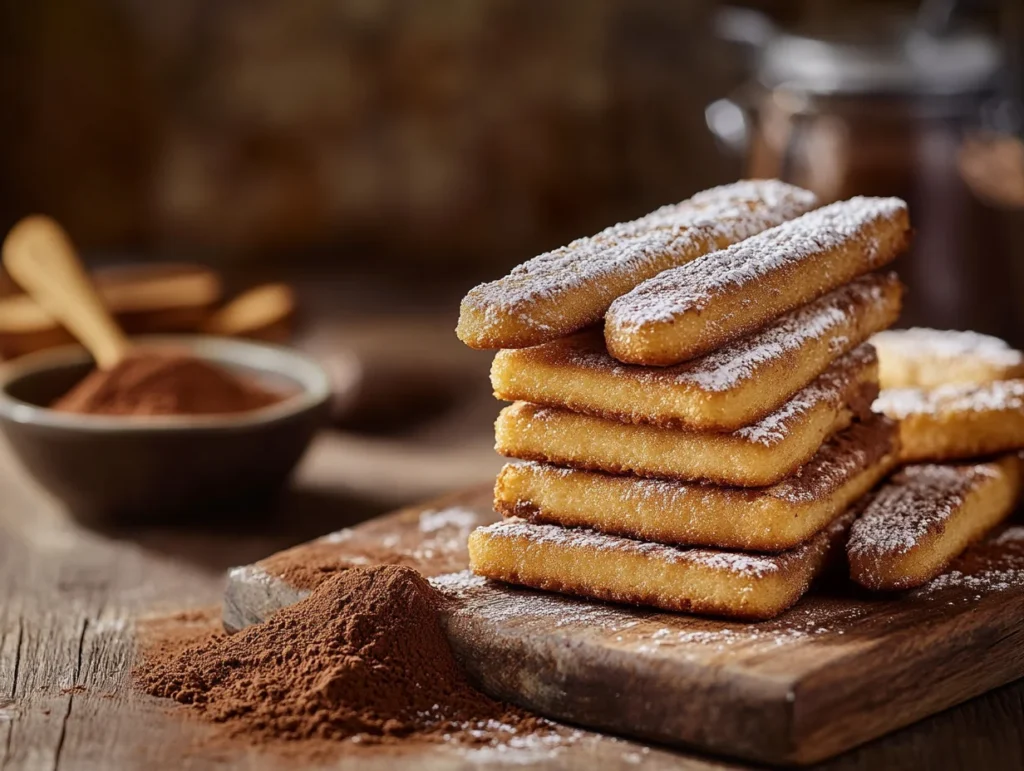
<box><xmin>137</xmin><ymin>607</ymin><xmax>223</xmax><ymax>661</ymax></box>
<box><xmin>136</xmin><ymin>566</ymin><xmax>548</xmax><ymax>755</ymax></box>
<box><xmin>259</xmin><ymin>531</ymin><xmax>466</xmax><ymax>591</ymax></box>
<box><xmin>53</xmin><ymin>351</ymin><xmax>284</xmax><ymax>416</ymax></box>
<box><xmin>259</xmin><ymin>540</ymin><xmax>429</xmax><ymax>592</ymax></box>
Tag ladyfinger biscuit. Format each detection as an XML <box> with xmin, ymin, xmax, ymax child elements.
<box><xmin>494</xmin><ymin>344</ymin><xmax>879</xmax><ymax>487</ymax></box>
<box><xmin>492</xmin><ymin>273</ymin><xmax>901</xmax><ymax>431</ymax></box>
<box><xmin>874</xmin><ymin>380</ymin><xmax>1024</xmax><ymax>462</ymax></box>
<box><xmin>848</xmin><ymin>455</ymin><xmax>1023</xmax><ymax>591</ymax></box>
<box><xmin>872</xmin><ymin>327</ymin><xmax>1024</xmax><ymax>389</ymax></box>
<box><xmin>457</xmin><ymin>180</ymin><xmax>817</xmax><ymax>349</ymax></box>
<box><xmin>468</xmin><ymin>511</ymin><xmax>854</xmax><ymax>620</ymax></box>
<box><xmin>495</xmin><ymin>415</ymin><xmax>898</xmax><ymax>551</ymax></box>
<box><xmin>605</xmin><ymin>196</ymin><xmax>910</xmax><ymax>366</ymax></box>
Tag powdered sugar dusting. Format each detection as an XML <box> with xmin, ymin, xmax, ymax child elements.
<box><xmin>432</xmin><ymin>570</ymin><xmax>490</xmax><ymax>593</ymax></box>
<box><xmin>608</xmin><ymin>196</ymin><xmax>906</xmax><ymax>328</ymax></box>
<box><xmin>419</xmin><ymin>506</ymin><xmax>480</xmax><ymax>534</ymax></box>
<box><xmin>513</xmin><ymin>412</ymin><xmax>893</xmax><ymax>511</ymax></box>
<box><xmin>733</xmin><ymin>343</ymin><xmax>875</xmax><ymax>447</ymax></box>
<box><xmin>433</xmin><ymin>570</ymin><xmax>641</xmax><ymax>629</ymax></box>
<box><xmin>606</xmin><ymin>179</ymin><xmax>818</xmax><ymax>241</ymax></box>
<box><xmin>679</xmin><ymin>273</ymin><xmax>894</xmax><ymax>392</ymax></box>
<box><xmin>768</xmin><ymin>415</ymin><xmax>895</xmax><ymax>503</ymax></box>
<box><xmin>494</xmin><ymin>274</ymin><xmax>895</xmax><ymax>428</ymax></box>
<box><xmin>515</xmin><ymin>340</ymin><xmax>872</xmax><ymax>450</ymax></box>
<box><xmin>874</xmin><ymin>380</ymin><xmax>1024</xmax><ymax>419</ymax></box>
<box><xmin>873</xmin><ymin>327</ymin><xmax>1024</xmax><ymax>369</ymax></box>
<box><xmin>630</xmin><ymin>602</ymin><xmax>875</xmax><ymax>655</ymax></box>
<box><xmin>434</xmin><ymin>570</ymin><xmax>873</xmax><ymax>652</ymax></box>
<box><xmin>322</xmin><ymin>529</ymin><xmax>355</xmax><ymax>544</ymax></box>
<box><xmin>848</xmin><ymin>463</ymin><xmax>1001</xmax><ymax>558</ymax></box>
<box><xmin>474</xmin><ymin>518</ymin><xmax>835</xmax><ymax>578</ymax></box>
<box><xmin>913</xmin><ymin>525</ymin><xmax>1024</xmax><ymax>598</ymax></box>
<box><xmin>994</xmin><ymin>526</ymin><xmax>1024</xmax><ymax>544</ymax></box>
<box><xmin>462</xmin><ymin>181</ymin><xmax>816</xmax><ymax>319</ymax></box>
<box><xmin>917</xmin><ymin>567</ymin><xmax>1024</xmax><ymax>596</ymax></box>
<box><xmin>454</xmin><ymin>721</ymin><xmax>593</xmax><ymax>765</ymax></box>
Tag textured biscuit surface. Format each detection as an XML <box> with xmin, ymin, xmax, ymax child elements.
<box><xmin>605</xmin><ymin>196</ymin><xmax>910</xmax><ymax>366</ymax></box>
<box><xmin>457</xmin><ymin>180</ymin><xmax>818</xmax><ymax>349</ymax></box>
<box><xmin>495</xmin><ymin>415</ymin><xmax>898</xmax><ymax>551</ymax></box>
<box><xmin>494</xmin><ymin>344</ymin><xmax>879</xmax><ymax>487</ymax></box>
<box><xmin>492</xmin><ymin>273</ymin><xmax>901</xmax><ymax>431</ymax></box>
<box><xmin>874</xmin><ymin>380</ymin><xmax>1024</xmax><ymax>462</ymax></box>
<box><xmin>872</xmin><ymin>327</ymin><xmax>1024</xmax><ymax>389</ymax></box>
<box><xmin>468</xmin><ymin>512</ymin><xmax>854</xmax><ymax>619</ymax></box>
<box><xmin>848</xmin><ymin>455</ymin><xmax>1023</xmax><ymax>591</ymax></box>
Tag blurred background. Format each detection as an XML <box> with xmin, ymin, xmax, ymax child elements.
<box><xmin>0</xmin><ymin>0</ymin><xmax>1022</xmax><ymax>515</ymax></box>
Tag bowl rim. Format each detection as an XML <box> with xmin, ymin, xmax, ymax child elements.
<box><xmin>0</xmin><ymin>335</ymin><xmax>332</xmax><ymax>432</ymax></box>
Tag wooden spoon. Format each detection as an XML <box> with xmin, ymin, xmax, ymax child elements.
<box><xmin>202</xmin><ymin>282</ymin><xmax>296</xmax><ymax>342</ymax></box>
<box><xmin>2</xmin><ymin>215</ymin><xmax>131</xmax><ymax>369</ymax></box>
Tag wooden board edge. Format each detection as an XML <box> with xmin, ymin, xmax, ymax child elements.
<box><xmin>789</xmin><ymin>591</ymin><xmax>1024</xmax><ymax>764</ymax></box>
<box><xmin>223</xmin><ymin>565</ymin><xmax>309</xmax><ymax>633</ymax></box>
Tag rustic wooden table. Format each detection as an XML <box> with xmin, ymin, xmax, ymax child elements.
<box><xmin>2</xmin><ymin>432</ymin><xmax>1023</xmax><ymax>771</ymax></box>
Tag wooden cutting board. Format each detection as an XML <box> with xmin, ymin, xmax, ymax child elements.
<box><xmin>223</xmin><ymin>486</ymin><xmax>1024</xmax><ymax>767</ymax></box>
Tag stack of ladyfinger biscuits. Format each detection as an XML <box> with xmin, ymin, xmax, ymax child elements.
<box><xmin>848</xmin><ymin>328</ymin><xmax>1024</xmax><ymax>591</ymax></box>
<box><xmin>457</xmin><ymin>180</ymin><xmax>915</xmax><ymax>620</ymax></box>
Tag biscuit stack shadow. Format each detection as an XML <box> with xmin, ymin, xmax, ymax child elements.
<box><xmin>457</xmin><ymin>182</ymin><xmax>913</xmax><ymax>619</ymax></box>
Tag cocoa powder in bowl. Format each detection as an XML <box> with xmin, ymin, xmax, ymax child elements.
<box><xmin>52</xmin><ymin>350</ymin><xmax>284</xmax><ymax>416</ymax></box>
<box><xmin>137</xmin><ymin>565</ymin><xmax>545</xmax><ymax>752</ymax></box>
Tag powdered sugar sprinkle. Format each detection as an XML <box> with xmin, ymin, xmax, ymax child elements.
<box><xmin>680</xmin><ymin>273</ymin><xmax>895</xmax><ymax>392</ymax></box>
<box><xmin>608</xmin><ymin>196</ymin><xmax>906</xmax><ymax>328</ymax></box>
<box><xmin>872</xmin><ymin>327</ymin><xmax>1024</xmax><ymax>369</ymax></box>
<box><xmin>462</xmin><ymin>181</ymin><xmax>817</xmax><ymax>321</ymax></box>
<box><xmin>874</xmin><ymin>380</ymin><xmax>1024</xmax><ymax>419</ymax></box>
<box><xmin>733</xmin><ymin>343</ymin><xmax>875</xmax><ymax>447</ymax></box>
<box><xmin>848</xmin><ymin>462</ymin><xmax>1002</xmax><ymax>558</ymax></box>
<box><xmin>471</xmin><ymin>518</ymin><xmax>839</xmax><ymax>579</ymax></box>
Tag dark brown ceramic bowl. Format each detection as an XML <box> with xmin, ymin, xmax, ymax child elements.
<box><xmin>0</xmin><ymin>336</ymin><xmax>331</xmax><ymax>525</ymax></box>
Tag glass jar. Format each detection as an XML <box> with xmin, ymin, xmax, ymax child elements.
<box><xmin>707</xmin><ymin>8</ymin><xmax>1024</xmax><ymax>344</ymax></box>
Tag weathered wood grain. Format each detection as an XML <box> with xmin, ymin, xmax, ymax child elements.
<box><xmin>226</xmin><ymin>486</ymin><xmax>1024</xmax><ymax>767</ymax></box>
<box><xmin>2</xmin><ymin>431</ymin><xmax>1024</xmax><ymax>770</ymax></box>
<box><xmin>0</xmin><ymin>443</ymin><xmax>698</xmax><ymax>770</ymax></box>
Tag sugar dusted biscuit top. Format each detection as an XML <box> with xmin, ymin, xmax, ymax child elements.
<box><xmin>872</xmin><ymin>327</ymin><xmax>1024</xmax><ymax>389</ymax></box>
<box><xmin>605</xmin><ymin>196</ymin><xmax>910</xmax><ymax>365</ymax></box>
<box><xmin>850</xmin><ymin>463</ymin><xmax>1000</xmax><ymax>561</ymax></box>
<box><xmin>456</xmin><ymin>180</ymin><xmax>818</xmax><ymax>349</ymax></box>
<box><xmin>875</xmin><ymin>380</ymin><xmax>1024</xmax><ymax>420</ymax></box>
<box><xmin>468</xmin><ymin>510</ymin><xmax>853</xmax><ymax>619</ymax></box>
<box><xmin>848</xmin><ymin>456</ymin><xmax>1023</xmax><ymax>590</ymax></box>
<box><xmin>873</xmin><ymin>379</ymin><xmax>1024</xmax><ymax>462</ymax></box>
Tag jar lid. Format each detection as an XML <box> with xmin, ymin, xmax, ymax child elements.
<box><xmin>758</xmin><ymin>13</ymin><xmax>1002</xmax><ymax>97</ymax></box>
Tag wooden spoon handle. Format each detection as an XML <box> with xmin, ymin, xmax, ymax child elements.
<box><xmin>2</xmin><ymin>215</ymin><xmax>131</xmax><ymax>369</ymax></box>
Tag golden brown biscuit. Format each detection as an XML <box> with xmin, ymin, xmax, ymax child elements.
<box><xmin>495</xmin><ymin>415</ymin><xmax>898</xmax><ymax>551</ymax></box>
<box><xmin>605</xmin><ymin>196</ymin><xmax>911</xmax><ymax>366</ymax></box>
<box><xmin>492</xmin><ymin>273</ymin><xmax>901</xmax><ymax>431</ymax></box>
<box><xmin>874</xmin><ymin>381</ymin><xmax>1024</xmax><ymax>462</ymax></box>
<box><xmin>457</xmin><ymin>180</ymin><xmax>817</xmax><ymax>349</ymax></box>
<box><xmin>872</xmin><ymin>327</ymin><xmax>1024</xmax><ymax>389</ymax></box>
<box><xmin>848</xmin><ymin>455</ymin><xmax>1023</xmax><ymax>591</ymax></box>
<box><xmin>468</xmin><ymin>511</ymin><xmax>854</xmax><ymax>619</ymax></box>
<box><xmin>494</xmin><ymin>344</ymin><xmax>879</xmax><ymax>487</ymax></box>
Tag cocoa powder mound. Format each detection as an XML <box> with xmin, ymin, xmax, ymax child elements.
<box><xmin>136</xmin><ymin>565</ymin><xmax>542</xmax><ymax>749</ymax></box>
<box><xmin>53</xmin><ymin>351</ymin><xmax>283</xmax><ymax>416</ymax></box>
